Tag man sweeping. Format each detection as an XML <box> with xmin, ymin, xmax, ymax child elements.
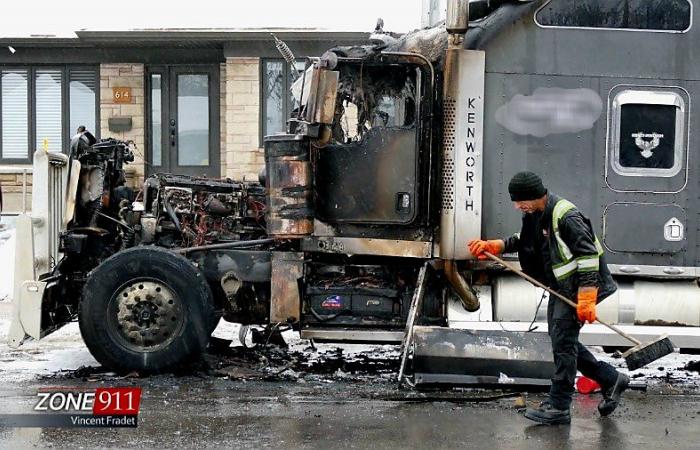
<box><xmin>468</xmin><ymin>171</ymin><xmax>629</xmax><ymax>425</ymax></box>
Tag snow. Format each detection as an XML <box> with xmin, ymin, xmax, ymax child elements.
<box><xmin>209</xmin><ymin>320</ymin><xmax>700</xmax><ymax>387</ymax></box>
<box><xmin>0</xmin><ymin>227</ymin><xmax>14</xmax><ymax>304</ymax></box>
<box><xmin>0</xmin><ymin>321</ymin><xmax>98</xmax><ymax>382</ymax></box>
<box><xmin>595</xmin><ymin>347</ymin><xmax>700</xmax><ymax>388</ymax></box>
<box><xmin>0</xmin><ymin>315</ymin><xmax>698</xmax><ymax>386</ymax></box>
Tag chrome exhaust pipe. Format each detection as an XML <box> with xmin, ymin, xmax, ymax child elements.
<box><xmin>444</xmin><ymin>260</ymin><xmax>480</xmax><ymax>311</ymax></box>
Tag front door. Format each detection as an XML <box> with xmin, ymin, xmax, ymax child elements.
<box><xmin>146</xmin><ymin>65</ymin><xmax>220</xmax><ymax>177</ymax></box>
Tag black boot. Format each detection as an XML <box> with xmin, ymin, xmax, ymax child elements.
<box><xmin>598</xmin><ymin>373</ymin><xmax>630</xmax><ymax>416</ymax></box>
<box><xmin>524</xmin><ymin>401</ymin><xmax>571</xmax><ymax>425</ymax></box>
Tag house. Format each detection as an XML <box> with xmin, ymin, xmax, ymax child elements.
<box><xmin>0</xmin><ymin>29</ymin><xmax>369</xmax><ymax>211</ymax></box>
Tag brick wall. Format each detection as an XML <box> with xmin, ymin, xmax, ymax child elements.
<box><xmin>224</xmin><ymin>58</ymin><xmax>264</xmax><ymax>181</ymax></box>
<box><xmin>100</xmin><ymin>64</ymin><xmax>146</xmax><ymax>187</ymax></box>
<box><xmin>0</xmin><ymin>170</ymin><xmax>32</xmax><ymax>212</ymax></box>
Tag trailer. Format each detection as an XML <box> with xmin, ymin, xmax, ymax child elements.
<box><xmin>8</xmin><ymin>0</ymin><xmax>700</xmax><ymax>385</ymax></box>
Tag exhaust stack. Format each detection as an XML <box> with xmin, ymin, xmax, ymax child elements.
<box><xmin>446</xmin><ymin>0</ymin><xmax>469</xmax><ymax>36</ymax></box>
<box><xmin>440</xmin><ymin>0</ymin><xmax>485</xmax><ymax>260</ymax></box>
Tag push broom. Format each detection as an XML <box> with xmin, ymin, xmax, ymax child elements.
<box><xmin>484</xmin><ymin>252</ymin><xmax>675</xmax><ymax>370</ymax></box>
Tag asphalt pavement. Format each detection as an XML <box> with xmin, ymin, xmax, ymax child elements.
<box><xmin>1</xmin><ymin>316</ymin><xmax>699</xmax><ymax>449</ymax></box>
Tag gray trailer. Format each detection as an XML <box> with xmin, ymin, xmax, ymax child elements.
<box><xmin>8</xmin><ymin>0</ymin><xmax>700</xmax><ymax>384</ymax></box>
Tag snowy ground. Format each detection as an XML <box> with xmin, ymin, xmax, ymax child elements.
<box><xmin>0</xmin><ymin>315</ymin><xmax>698</xmax><ymax>389</ymax></box>
<box><xmin>0</xmin><ymin>221</ymin><xmax>14</xmax><ymax>306</ymax></box>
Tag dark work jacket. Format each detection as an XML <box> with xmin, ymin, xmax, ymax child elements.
<box><xmin>503</xmin><ymin>193</ymin><xmax>617</xmax><ymax>319</ymax></box>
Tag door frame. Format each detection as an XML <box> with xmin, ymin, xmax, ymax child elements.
<box><xmin>145</xmin><ymin>64</ymin><xmax>220</xmax><ymax>177</ymax></box>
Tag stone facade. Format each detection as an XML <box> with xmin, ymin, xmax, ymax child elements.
<box><xmin>224</xmin><ymin>58</ymin><xmax>264</xmax><ymax>182</ymax></box>
<box><xmin>0</xmin><ymin>169</ymin><xmax>32</xmax><ymax>212</ymax></box>
<box><xmin>98</xmin><ymin>60</ymin><xmax>265</xmax><ymax>184</ymax></box>
<box><xmin>100</xmin><ymin>64</ymin><xmax>146</xmax><ymax>187</ymax></box>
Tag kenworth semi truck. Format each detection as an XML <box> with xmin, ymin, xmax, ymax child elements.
<box><xmin>8</xmin><ymin>0</ymin><xmax>700</xmax><ymax>384</ymax></box>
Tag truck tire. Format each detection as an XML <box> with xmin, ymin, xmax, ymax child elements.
<box><xmin>79</xmin><ymin>246</ymin><xmax>215</xmax><ymax>374</ymax></box>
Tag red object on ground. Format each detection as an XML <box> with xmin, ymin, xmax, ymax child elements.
<box><xmin>576</xmin><ymin>376</ymin><xmax>601</xmax><ymax>394</ymax></box>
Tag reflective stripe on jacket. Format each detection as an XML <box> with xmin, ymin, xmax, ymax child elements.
<box><xmin>550</xmin><ymin>198</ymin><xmax>605</xmax><ymax>282</ymax></box>
<box><xmin>503</xmin><ymin>193</ymin><xmax>617</xmax><ymax>302</ymax></box>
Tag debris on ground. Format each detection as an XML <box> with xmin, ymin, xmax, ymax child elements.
<box><xmin>684</xmin><ymin>360</ymin><xmax>700</xmax><ymax>373</ymax></box>
<box><xmin>4</xmin><ymin>319</ymin><xmax>700</xmax><ymax>394</ymax></box>
<box><xmin>39</xmin><ymin>365</ymin><xmax>114</xmax><ymax>381</ymax></box>
<box><xmin>201</xmin><ymin>335</ymin><xmax>399</xmax><ymax>382</ymax></box>
<box><xmin>513</xmin><ymin>395</ymin><xmax>527</xmax><ymax>409</ymax></box>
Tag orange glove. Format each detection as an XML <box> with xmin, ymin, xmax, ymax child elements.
<box><xmin>467</xmin><ymin>239</ymin><xmax>504</xmax><ymax>260</ymax></box>
<box><xmin>576</xmin><ymin>286</ymin><xmax>598</xmax><ymax>323</ymax></box>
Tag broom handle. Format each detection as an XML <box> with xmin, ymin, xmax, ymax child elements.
<box><xmin>484</xmin><ymin>252</ymin><xmax>642</xmax><ymax>346</ymax></box>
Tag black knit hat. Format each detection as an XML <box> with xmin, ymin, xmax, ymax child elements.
<box><xmin>508</xmin><ymin>171</ymin><xmax>546</xmax><ymax>201</ymax></box>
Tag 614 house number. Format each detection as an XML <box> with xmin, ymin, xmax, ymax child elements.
<box><xmin>113</xmin><ymin>87</ymin><xmax>132</xmax><ymax>103</ymax></box>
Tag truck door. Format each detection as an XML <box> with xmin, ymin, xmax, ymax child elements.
<box><xmin>601</xmin><ymin>83</ymin><xmax>695</xmax><ymax>271</ymax></box>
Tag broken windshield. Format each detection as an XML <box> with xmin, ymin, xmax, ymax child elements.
<box><xmin>331</xmin><ymin>64</ymin><xmax>417</xmax><ymax>144</ymax></box>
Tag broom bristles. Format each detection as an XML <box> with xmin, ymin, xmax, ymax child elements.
<box><xmin>624</xmin><ymin>336</ymin><xmax>675</xmax><ymax>371</ymax></box>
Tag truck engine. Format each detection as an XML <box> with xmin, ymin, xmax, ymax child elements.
<box><xmin>35</xmin><ymin>133</ymin><xmax>267</xmax><ymax>341</ymax></box>
<box><xmin>135</xmin><ymin>174</ymin><xmax>267</xmax><ymax>248</ymax></box>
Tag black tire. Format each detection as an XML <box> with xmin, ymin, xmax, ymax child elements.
<box><xmin>79</xmin><ymin>246</ymin><xmax>215</xmax><ymax>374</ymax></box>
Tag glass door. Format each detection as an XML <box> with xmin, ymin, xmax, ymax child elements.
<box><xmin>147</xmin><ymin>65</ymin><xmax>219</xmax><ymax>177</ymax></box>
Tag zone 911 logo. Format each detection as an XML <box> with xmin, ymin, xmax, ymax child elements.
<box><xmin>34</xmin><ymin>388</ymin><xmax>142</xmax><ymax>415</ymax></box>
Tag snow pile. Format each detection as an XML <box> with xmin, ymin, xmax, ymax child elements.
<box><xmin>0</xmin><ymin>227</ymin><xmax>14</xmax><ymax>303</ymax></box>
<box><xmin>595</xmin><ymin>347</ymin><xmax>700</xmax><ymax>388</ymax></box>
<box><xmin>0</xmin><ymin>321</ymin><xmax>97</xmax><ymax>382</ymax></box>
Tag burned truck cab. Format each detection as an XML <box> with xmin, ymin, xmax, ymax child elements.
<box><xmin>264</xmin><ymin>53</ymin><xmax>445</xmax><ymax>340</ymax></box>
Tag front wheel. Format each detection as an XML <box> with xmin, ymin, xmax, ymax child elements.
<box><xmin>79</xmin><ymin>246</ymin><xmax>215</xmax><ymax>374</ymax></box>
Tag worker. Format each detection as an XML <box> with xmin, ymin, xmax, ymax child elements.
<box><xmin>468</xmin><ymin>171</ymin><xmax>629</xmax><ymax>425</ymax></box>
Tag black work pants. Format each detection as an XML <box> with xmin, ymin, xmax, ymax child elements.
<box><xmin>547</xmin><ymin>301</ymin><xmax>620</xmax><ymax>410</ymax></box>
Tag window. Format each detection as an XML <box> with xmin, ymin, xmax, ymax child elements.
<box><xmin>1</xmin><ymin>70</ymin><xmax>29</xmax><ymax>160</ymax></box>
<box><xmin>69</xmin><ymin>70</ymin><xmax>98</xmax><ymax>142</ymax></box>
<box><xmin>177</xmin><ymin>74</ymin><xmax>209</xmax><ymax>166</ymax></box>
<box><xmin>150</xmin><ymin>74</ymin><xmax>162</xmax><ymax>166</ymax></box>
<box><xmin>261</xmin><ymin>59</ymin><xmax>305</xmax><ymax>141</ymax></box>
<box><xmin>609</xmin><ymin>89</ymin><xmax>687</xmax><ymax>177</ymax></box>
<box><xmin>0</xmin><ymin>66</ymin><xmax>99</xmax><ymax>162</ymax></box>
<box><xmin>35</xmin><ymin>69</ymin><xmax>62</xmax><ymax>153</ymax></box>
<box><xmin>536</xmin><ymin>0</ymin><xmax>692</xmax><ymax>32</ymax></box>
<box><xmin>333</xmin><ymin>65</ymin><xmax>418</xmax><ymax>144</ymax></box>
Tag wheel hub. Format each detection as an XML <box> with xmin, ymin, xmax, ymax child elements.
<box><xmin>113</xmin><ymin>280</ymin><xmax>183</xmax><ymax>350</ymax></box>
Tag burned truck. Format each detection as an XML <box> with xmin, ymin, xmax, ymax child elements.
<box><xmin>9</xmin><ymin>0</ymin><xmax>700</xmax><ymax>383</ymax></box>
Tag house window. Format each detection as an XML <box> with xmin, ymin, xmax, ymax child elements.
<box><xmin>69</xmin><ymin>69</ymin><xmax>98</xmax><ymax>142</ymax></box>
<box><xmin>1</xmin><ymin>70</ymin><xmax>29</xmax><ymax>160</ymax></box>
<box><xmin>0</xmin><ymin>66</ymin><xmax>99</xmax><ymax>163</ymax></box>
<box><xmin>609</xmin><ymin>89</ymin><xmax>687</xmax><ymax>178</ymax></box>
<box><xmin>261</xmin><ymin>59</ymin><xmax>305</xmax><ymax>141</ymax></box>
<box><xmin>536</xmin><ymin>0</ymin><xmax>692</xmax><ymax>32</ymax></box>
<box><xmin>35</xmin><ymin>69</ymin><xmax>63</xmax><ymax>153</ymax></box>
